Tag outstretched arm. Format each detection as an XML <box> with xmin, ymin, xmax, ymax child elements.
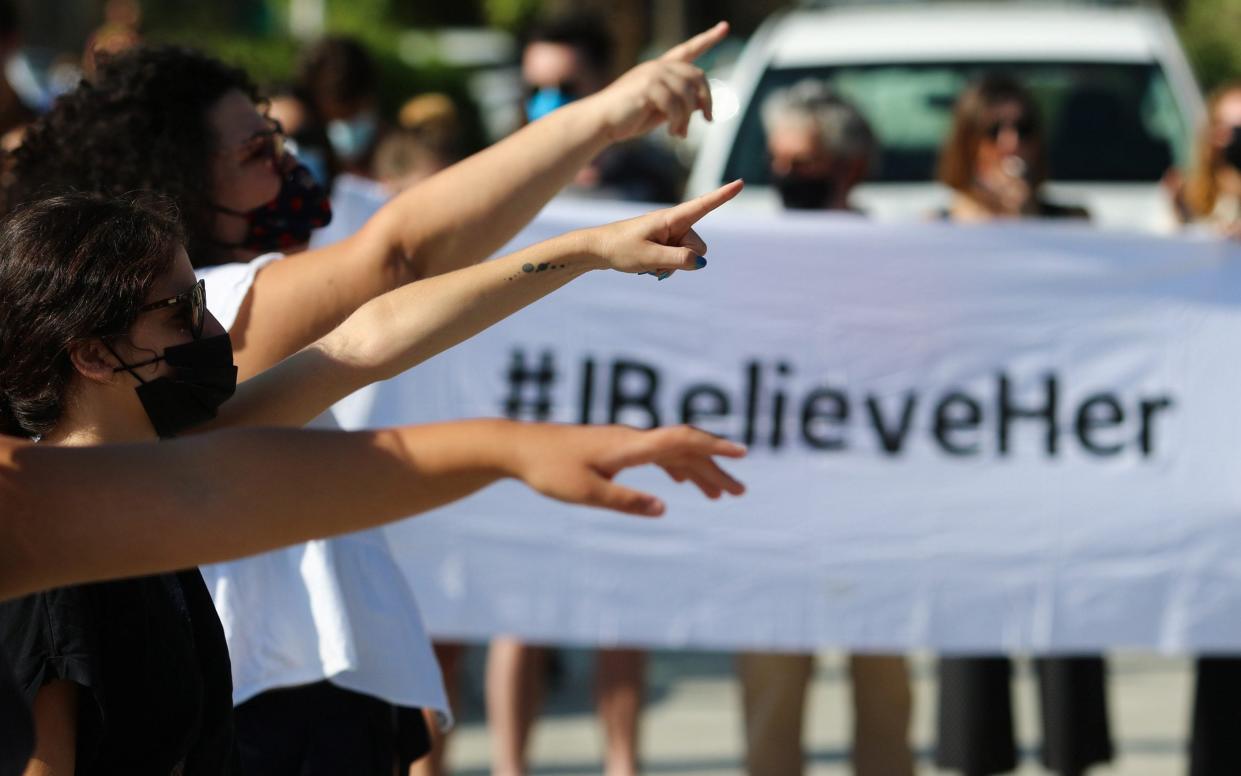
<box><xmin>228</xmin><ymin>23</ymin><xmax>729</xmax><ymax>379</ymax></box>
<box><xmin>215</xmin><ymin>181</ymin><xmax>742</xmax><ymax>430</ymax></box>
<box><xmin>0</xmin><ymin>422</ymin><xmax>744</xmax><ymax>600</ymax></box>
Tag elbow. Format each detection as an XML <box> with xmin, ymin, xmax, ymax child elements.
<box><xmin>315</xmin><ymin>327</ymin><xmax>393</xmax><ymax>386</ymax></box>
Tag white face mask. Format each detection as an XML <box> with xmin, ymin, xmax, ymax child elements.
<box><xmin>326</xmin><ymin>111</ymin><xmax>379</xmax><ymax>162</ymax></box>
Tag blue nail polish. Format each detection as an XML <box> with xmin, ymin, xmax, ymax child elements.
<box><xmin>657</xmin><ymin>271</ymin><xmax>672</xmax><ymax>281</ymax></box>
<box><xmin>637</xmin><ymin>271</ymin><xmax>651</xmax><ymax>276</ymax></box>
<box><xmin>695</xmin><ymin>255</ymin><xmax>707</xmax><ymax>269</ymax></box>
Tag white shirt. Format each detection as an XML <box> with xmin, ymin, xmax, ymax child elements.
<box><xmin>197</xmin><ymin>254</ymin><xmax>451</xmax><ymax>726</ymax></box>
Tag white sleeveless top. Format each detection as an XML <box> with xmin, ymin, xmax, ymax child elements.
<box><xmin>197</xmin><ymin>254</ymin><xmax>451</xmax><ymax>727</ymax></box>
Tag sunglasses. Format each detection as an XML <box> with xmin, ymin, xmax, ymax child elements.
<box><xmin>228</xmin><ymin>117</ymin><xmax>286</xmax><ymax>165</ymax></box>
<box><xmin>983</xmin><ymin>117</ymin><xmax>1037</xmax><ymax>141</ymax></box>
<box><xmin>137</xmin><ymin>278</ymin><xmax>207</xmax><ymax>340</ymax></box>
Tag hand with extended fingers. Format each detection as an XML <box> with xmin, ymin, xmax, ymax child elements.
<box><xmin>509</xmin><ymin>423</ymin><xmax>747</xmax><ymax>517</ymax></box>
<box><xmin>577</xmin><ymin>179</ymin><xmax>743</xmax><ymax>279</ymax></box>
<box><xmin>585</xmin><ymin>21</ymin><xmax>729</xmax><ymax>141</ymax></box>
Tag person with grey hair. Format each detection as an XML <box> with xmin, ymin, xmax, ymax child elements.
<box><xmin>735</xmin><ymin>80</ymin><xmax>914</xmax><ymax>776</ymax></box>
<box><xmin>761</xmin><ymin>79</ymin><xmax>876</xmax><ymax>211</ymax></box>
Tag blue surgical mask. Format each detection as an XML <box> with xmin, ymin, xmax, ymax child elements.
<box><xmin>326</xmin><ymin>112</ymin><xmax>379</xmax><ymax>162</ymax></box>
<box><xmin>525</xmin><ymin>87</ymin><xmax>576</xmax><ymax>122</ymax></box>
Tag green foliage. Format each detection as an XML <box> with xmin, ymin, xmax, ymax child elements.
<box><xmin>150</xmin><ymin>30</ymin><xmax>300</xmax><ymax>87</ymax></box>
<box><xmin>146</xmin><ymin>1</ymin><xmax>489</xmax><ymax>154</ymax></box>
<box><xmin>483</xmin><ymin>0</ymin><xmax>544</xmax><ymax>32</ymax></box>
<box><xmin>1177</xmin><ymin>0</ymin><xmax>1241</xmax><ymax>93</ymax></box>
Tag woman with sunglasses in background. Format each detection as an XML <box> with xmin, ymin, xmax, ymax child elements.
<box><xmin>0</xmin><ymin>169</ymin><xmax>741</xmax><ymax>774</ymax></box>
<box><xmin>932</xmin><ymin>74</ymin><xmax>1106</xmax><ymax>776</ymax></box>
<box><xmin>936</xmin><ymin>73</ymin><xmax>1088</xmax><ymax>223</ymax></box>
<box><xmin>1</xmin><ymin>27</ymin><xmax>728</xmax><ymax>775</ymax></box>
<box><xmin>1173</xmin><ymin>80</ymin><xmax>1241</xmax><ymax>240</ymax></box>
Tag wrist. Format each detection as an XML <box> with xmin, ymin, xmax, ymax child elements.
<box><xmin>561</xmin><ymin>229</ymin><xmax>610</xmax><ymax>272</ymax></box>
<box><xmin>482</xmin><ymin>418</ymin><xmax>531</xmax><ymax>480</ymax></box>
<box><xmin>570</xmin><ymin>92</ymin><xmax>623</xmax><ymax>148</ymax></box>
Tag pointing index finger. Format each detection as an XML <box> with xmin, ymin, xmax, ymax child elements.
<box><xmin>660</xmin><ymin>21</ymin><xmax>729</xmax><ymax>64</ymax></box>
<box><xmin>668</xmin><ymin>179</ymin><xmax>744</xmax><ymax>231</ymax></box>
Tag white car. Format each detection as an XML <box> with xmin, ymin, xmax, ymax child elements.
<box><xmin>687</xmin><ymin>2</ymin><xmax>1205</xmax><ymax>232</ymax></box>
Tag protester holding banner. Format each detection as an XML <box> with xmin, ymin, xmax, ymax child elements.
<box><xmin>1170</xmin><ymin>79</ymin><xmax>1241</xmax><ymax>776</ymax></box>
<box><xmin>1176</xmin><ymin>80</ymin><xmax>1241</xmax><ymax>239</ymax></box>
<box><xmin>936</xmin><ymin>74</ymin><xmax>1087</xmax><ymax>223</ymax></box>
<box><xmin>933</xmin><ymin>73</ymin><xmax>1108</xmax><ymax>776</ymax></box>
<box><xmin>731</xmin><ymin>78</ymin><xmax>914</xmax><ymax>776</ymax></box>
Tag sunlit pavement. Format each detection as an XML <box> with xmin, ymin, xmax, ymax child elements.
<box><xmin>441</xmin><ymin>651</ymin><xmax>1192</xmax><ymax>776</ymax></box>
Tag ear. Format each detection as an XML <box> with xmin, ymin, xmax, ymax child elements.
<box><xmin>67</xmin><ymin>339</ymin><xmax>122</xmax><ymax>385</ymax></box>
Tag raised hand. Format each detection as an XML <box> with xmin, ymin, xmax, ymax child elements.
<box><xmin>511</xmin><ymin>423</ymin><xmax>747</xmax><ymax>517</ymax></box>
<box><xmin>578</xmin><ymin>179</ymin><xmax>743</xmax><ymax>276</ymax></box>
<box><xmin>587</xmin><ymin>21</ymin><xmax>729</xmax><ymax>141</ymax></box>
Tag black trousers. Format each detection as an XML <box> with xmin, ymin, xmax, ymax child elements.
<box><xmin>233</xmin><ymin>681</ymin><xmax>429</xmax><ymax>776</ymax></box>
<box><xmin>1191</xmin><ymin>657</ymin><xmax>1241</xmax><ymax>776</ymax></box>
<box><xmin>936</xmin><ymin>656</ymin><xmax>1112</xmax><ymax>776</ymax></box>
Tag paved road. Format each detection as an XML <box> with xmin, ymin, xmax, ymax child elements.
<box><xmin>440</xmin><ymin>650</ymin><xmax>1193</xmax><ymax>776</ymax></box>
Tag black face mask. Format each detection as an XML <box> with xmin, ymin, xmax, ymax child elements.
<box><xmin>109</xmin><ymin>333</ymin><xmax>238</xmax><ymax>439</ymax></box>
<box><xmin>1224</xmin><ymin>126</ymin><xmax>1241</xmax><ymax>172</ymax></box>
<box><xmin>215</xmin><ymin>163</ymin><xmax>333</xmax><ymax>254</ymax></box>
<box><xmin>773</xmin><ymin>173</ymin><xmax>836</xmax><ymax>211</ymax></box>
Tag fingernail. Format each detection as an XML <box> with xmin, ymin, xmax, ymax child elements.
<box><xmin>694</xmin><ymin>255</ymin><xmax>707</xmax><ymax>269</ymax></box>
<box><xmin>637</xmin><ymin>271</ymin><xmax>651</xmax><ymax>276</ymax></box>
<box><xmin>657</xmin><ymin>271</ymin><xmax>672</xmax><ymax>281</ymax></box>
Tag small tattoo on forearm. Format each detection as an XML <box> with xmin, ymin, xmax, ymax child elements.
<box><xmin>508</xmin><ymin>262</ymin><xmax>570</xmax><ymax>281</ymax></box>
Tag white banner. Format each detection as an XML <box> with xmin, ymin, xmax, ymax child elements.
<box><xmin>324</xmin><ymin>186</ymin><xmax>1241</xmax><ymax>651</ymax></box>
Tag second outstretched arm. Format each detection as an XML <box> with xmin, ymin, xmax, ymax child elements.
<box><xmin>0</xmin><ymin>422</ymin><xmax>744</xmax><ymax>600</ymax></box>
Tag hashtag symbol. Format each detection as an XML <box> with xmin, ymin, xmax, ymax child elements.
<box><xmin>502</xmin><ymin>349</ymin><xmax>558</xmax><ymax>420</ymax></box>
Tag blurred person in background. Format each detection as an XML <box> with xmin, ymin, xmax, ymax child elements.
<box><xmin>520</xmin><ymin>13</ymin><xmax>681</xmax><ymax>203</ymax></box>
<box><xmin>1172</xmin><ymin>81</ymin><xmax>1241</xmax><ymax>240</ymax></box>
<box><xmin>82</xmin><ymin>0</ymin><xmax>142</xmax><ymax>79</ymax></box>
<box><xmin>0</xmin><ymin>1</ymin><xmax>36</xmax><ymax>152</ymax></box>
<box><xmin>268</xmin><ymin>36</ymin><xmax>386</xmax><ymax>186</ymax></box>
<box><xmin>934</xmin><ymin>74</ymin><xmax>1105</xmax><ymax>776</ymax></box>
<box><xmin>763</xmin><ymin>80</ymin><xmax>872</xmax><ymax>213</ymax></box>
<box><xmin>937</xmin><ymin>74</ymin><xmax>1087</xmax><ymax>222</ymax></box>
<box><xmin>372</xmin><ymin>93</ymin><xmax>464</xmax><ymax>193</ymax></box>
<box><xmin>736</xmin><ymin>79</ymin><xmax>914</xmax><ymax>776</ymax></box>
<box><xmin>3</xmin><ymin>26</ymin><xmax>726</xmax><ymax>776</ymax></box>
<box><xmin>1173</xmin><ymin>79</ymin><xmax>1241</xmax><ymax>776</ymax></box>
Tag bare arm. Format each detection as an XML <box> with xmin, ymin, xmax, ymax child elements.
<box><xmin>214</xmin><ymin>182</ymin><xmax>741</xmax><ymax>430</ymax></box>
<box><xmin>228</xmin><ymin>24</ymin><xmax>728</xmax><ymax>379</ymax></box>
<box><xmin>22</xmin><ymin>680</ymin><xmax>76</xmax><ymax>776</ymax></box>
<box><xmin>0</xmin><ymin>422</ymin><xmax>744</xmax><ymax>600</ymax></box>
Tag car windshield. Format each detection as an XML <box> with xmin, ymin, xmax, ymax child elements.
<box><xmin>723</xmin><ymin>61</ymin><xmax>1189</xmax><ymax>185</ymax></box>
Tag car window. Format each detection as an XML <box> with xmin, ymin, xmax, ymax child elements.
<box><xmin>724</xmin><ymin>61</ymin><xmax>1189</xmax><ymax>185</ymax></box>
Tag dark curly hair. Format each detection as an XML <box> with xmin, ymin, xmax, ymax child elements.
<box><xmin>0</xmin><ymin>192</ymin><xmax>184</xmax><ymax>438</ymax></box>
<box><xmin>5</xmin><ymin>45</ymin><xmax>259</xmax><ymax>267</ymax></box>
